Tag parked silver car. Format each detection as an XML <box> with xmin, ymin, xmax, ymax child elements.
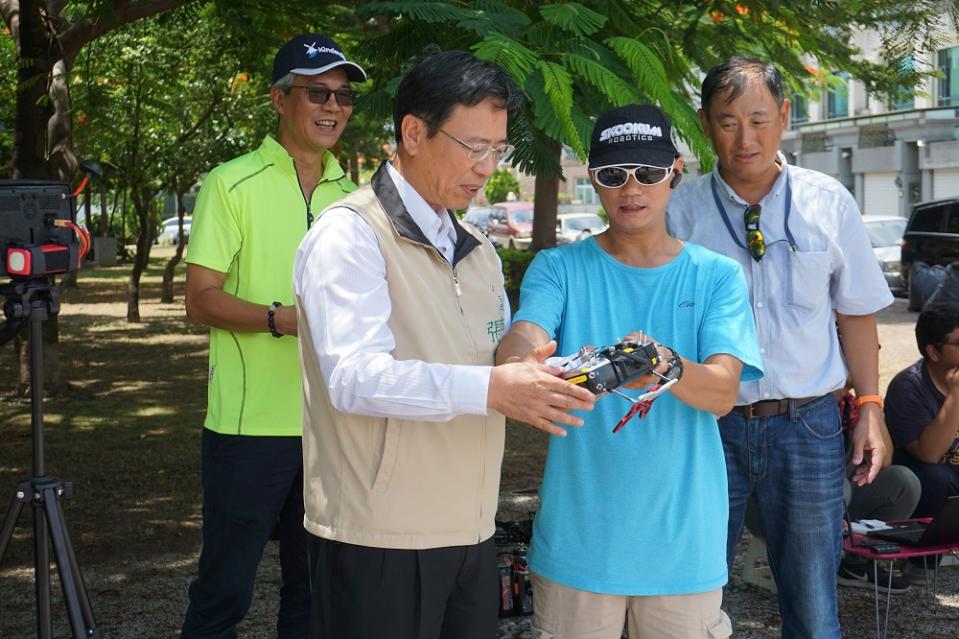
<box><xmin>556</xmin><ymin>213</ymin><xmax>607</xmax><ymax>245</ymax></box>
<box><xmin>862</xmin><ymin>214</ymin><xmax>906</xmax><ymax>293</ymax></box>
<box><xmin>157</xmin><ymin>216</ymin><xmax>191</xmax><ymax>245</ymax></box>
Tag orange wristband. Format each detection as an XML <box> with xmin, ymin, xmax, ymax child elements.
<box><xmin>856</xmin><ymin>395</ymin><xmax>884</xmax><ymax>410</ymax></box>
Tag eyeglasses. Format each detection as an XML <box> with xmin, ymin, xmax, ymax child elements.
<box><xmin>590</xmin><ymin>164</ymin><xmax>672</xmax><ymax>189</ymax></box>
<box><xmin>439</xmin><ymin>128</ymin><xmax>515</xmax><ymax>163</ymax></box>
<box><xmin>744</xmin><ymin>204</ymin><xmax>765</xmax><ymax>261</ymax></box>
<box><xmin>290</xmin><ymin>85</ymin><xmax>357</xmax><ymax>106</ymax></box>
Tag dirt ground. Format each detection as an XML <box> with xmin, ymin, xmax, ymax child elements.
<box><xmin>0</xmin><ymin>250</ymin><xmax>957</xmax><ymax>638</ymax></box>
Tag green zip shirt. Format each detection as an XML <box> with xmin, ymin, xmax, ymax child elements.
<box><xmin>187</xmin><ymin>134</ymin><xmax>356</xmax><ymax>436</ymax></box>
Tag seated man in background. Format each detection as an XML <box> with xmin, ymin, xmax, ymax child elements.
<box><xmin>885</xmin><ymin>303</ymin><xmax>959</xmax><ymax>519</ymax></box>
<box><xmin>837</xmin><ymin>390</ymin><xmax>920</xmax><ymax>593</ymax></box>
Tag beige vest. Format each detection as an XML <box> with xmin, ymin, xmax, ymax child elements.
<box><xmin>297</xmin><ymin>167</ymin><xmax>507</xmax><ymax>549</ymax></box>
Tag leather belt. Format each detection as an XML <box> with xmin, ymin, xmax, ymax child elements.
<box><xmin>732</xmin><ymin>396</ymin><xmax>818</xmax><ymax>419</ymax></box>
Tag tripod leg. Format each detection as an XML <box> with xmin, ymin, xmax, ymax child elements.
<box><xmin>42</xmin><ymin>486</ymin><xmax>89</xmax><ymax>639</ymax></box>
<box><xmin>34</xmin><ymin>498</ymin><xmax>53</xmax><ymax>639</ymax></box>
<box><xmin>0</xmin><ymin>488</ymin><xmax>26</xmax><ymax>562</ymax></box>
<box><xmin>45</xmin><ymin>487</ymin><xmax>100</xmax><ymax>637</ymax></box>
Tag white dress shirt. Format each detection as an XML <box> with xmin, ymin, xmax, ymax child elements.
<box><xmin>293</xmin><ymin>162</ymin><xmax>510</xmax><ymax>421</ymax></box>
<box><xmin>668</xmin><ymin>153</ymin><xmax>893</xmax><ymax>404</ymax></box>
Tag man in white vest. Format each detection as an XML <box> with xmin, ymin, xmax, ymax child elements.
<box><xmin>292</xmin><ymin>51</ymin><xmax>596</xmax><ymax>639</ymax></box>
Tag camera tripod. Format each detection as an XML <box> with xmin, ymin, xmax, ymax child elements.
<box><xmin>0</xmin><ymin>280</ymin><xmax>100</xmax><ymax>638</ymax></box>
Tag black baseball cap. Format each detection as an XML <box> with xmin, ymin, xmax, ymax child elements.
<box><xmin>272</xmin><ymin>34</ymin><xmax>367</xmax><ymax>85</ymax></box>
<box><xmin>588</xmin><ymin>104</ymin><xmax>680</xmax><ymax>169</ymax></box>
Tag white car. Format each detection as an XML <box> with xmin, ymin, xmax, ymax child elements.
<box><xmin>157</xmin><ymin>216</ymin><xmax>192</xmax><ymax>245</ymax></box>
<box><xmin>556</xmin><ymin>213</ymin><xmax>607</xmax><ymax>245</ymax></box>
<box><xmin>862</xmin><ymin>214</ymin><xmax>906</xmax><ymax>293</ymax></box>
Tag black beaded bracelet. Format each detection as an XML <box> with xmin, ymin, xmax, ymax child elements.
<box><xmin>663</xmin><ymin>345</ymin><xmax>684</xmax><ymax>381</ymax></box>
<box><xmin>267</xmin><ymin>301</ymin><xmax>283</xmax><ymax>338</ymax></box>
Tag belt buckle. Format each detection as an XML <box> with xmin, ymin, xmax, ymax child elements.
<box><xmin>743</xmin><ymin>403</ymin><xmax>756</xmax><ymax>420</ymax></box>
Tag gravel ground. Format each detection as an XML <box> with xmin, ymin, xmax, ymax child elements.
<box><xmin>3</xmin><ymin>298</ymin><xmax>959</xmax><ymax>638</ymax></box>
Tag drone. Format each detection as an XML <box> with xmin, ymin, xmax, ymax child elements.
<box><xmin>546</xmin><ymin>340</ymin><xmax>683</xmax><ymax>433</ymax></box>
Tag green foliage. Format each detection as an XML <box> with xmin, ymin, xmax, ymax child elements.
<box><xmin>0</xmin><ymin>30</ymin><xmax>14</xmax><ymax>177</ymax></box>
<box><xmin>472</xmin><ymin>33</ymin><xmax>538</xmax><ymax>84</ymax></box>
<box><xmin>538</xmin><ymin>60</ymin><xmax>584</xmax><ymax>158</ymax></box>
<box><xmin>355</xmin><ymin>0</ymin><xmax>959</xmax><ymax>182</ymax></box>
<box><xmin>496</xmin><ymin>246</ymin><xmax>536</xmax><ymax>307</ymax></box>
<box><xmin>356</xmin><ymin>1</ymin><xmax>710</xmax><ymax>178</ymax></box>
<box><xmin>539</xmin><ymin>3</ymin><xmax>607</xmax><ymax>37</ymax></box>
<box><xmin>484</xmin><ymin>168</ymin><xmax>520</xmax><ymax>205</ymax></box>
<box><xmin>70</xmin><ymin>3</ymin><xmax>278</xmax><ymax>245</ymax></box>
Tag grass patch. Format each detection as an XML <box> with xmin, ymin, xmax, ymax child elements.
<box><xmin>0</xmin><ymin>246</ymin><xmax>207</xmax><ymax>568</ymax></box>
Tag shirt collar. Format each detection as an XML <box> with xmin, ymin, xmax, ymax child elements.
<box><xmin>712</xmin><ymin>150</ymin><xmax>789</xmax><ymax>207</ymax></box>
<box><xmin>258</xmin><ymin>134</ymin><xmax>346</xmax><ymax>184</ymax></box>
<box><xmin>385</xmin><ymin>161</ymin><xmax>454</xmax><ymax>245</ymax></box>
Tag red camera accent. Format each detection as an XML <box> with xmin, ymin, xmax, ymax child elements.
<box><xmin>6</xmin><ymin>244</ymin><xmax>71</xmax><ymax>277</ymax></box>
<box><xmin>6</xmin><ymin>248</ymin><xmax>32</xmax><ymax>276</ymax></box>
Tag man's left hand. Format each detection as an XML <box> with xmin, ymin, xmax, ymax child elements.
<box><xmin>850</xmin><ymin>403</ymin><xmax>886</xmax><ymax>486</ymax></box>
<box><xmin>620</xmin><ymin>330</ymin><xmax>670</xmax><ymax>390</ymax></box>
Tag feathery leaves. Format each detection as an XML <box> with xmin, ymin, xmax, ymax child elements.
<box><xmin>539</xmin><ymin>3</ymin><xmax>607</xmax><ymax>37</ymax></box>
<box><xmin>538</xmin><ymin>60</ymin><xmax>586</xmax><ymax>158</ymax></box>
<box><xmin>471</xmin><ymin>33</ymin><xmax>538</xmax><ymax>85</ymax></box>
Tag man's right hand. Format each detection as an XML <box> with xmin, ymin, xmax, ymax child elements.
<box><xmin>488</xmin><ymin>340</ymin><xmax>595</xmax><ymax>436</ymax></box>
<box><xmin>947</xmin><ymin>366</ymin><xmax>959</xmax><ymax>396</ymax></box>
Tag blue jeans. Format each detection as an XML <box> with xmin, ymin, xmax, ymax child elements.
<box><xmin>181</xmin><ymin>429</ymin><xmax>310</xmax><ymax>639</ymax></box>
<box><xmin>720</xmin><ymin>395</ymin><xmax>845</xmax><ymax>639</ymax></box>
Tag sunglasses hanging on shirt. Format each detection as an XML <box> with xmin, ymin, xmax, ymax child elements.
<box><xmin>710</xmin><ymin>173</ymin><xmax>800</xmax><ymax>261</ymax></box>
<box><xmin>744</xmin><ymin>204</ymin><xmax>766</xmax><ymax>261</ymax></box>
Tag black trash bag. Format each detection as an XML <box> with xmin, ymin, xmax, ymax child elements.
<box><xmin>908</xmin><ymin>261</ymin><xmax>948</xmax><ymax>311</ymax></box>
<box><xmin>926</xmin><ymin>261</ymin><xmax>959</xmax><ymax>307</ymax></box>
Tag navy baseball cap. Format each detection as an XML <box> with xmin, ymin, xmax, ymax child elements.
<box><xmin>588</xmin><ymin>104</ymin><xmax>680</xmax><ymax>169</ymax></box>
<box><xmin>272</xmin><ymin>34</ymin><xmax>367</xmax><ymax>85</ymax></box>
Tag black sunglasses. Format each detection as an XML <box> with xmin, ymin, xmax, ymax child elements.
<box><xmin>744</xmin><ymin>204</ymin><xmax>765</xmax><ymax>261</ymax></box>
<box><xmin>591</xmin><ymin>165</ymin><xmax>672</xmax><ymax>188</ymax></box>
<box><xmin>291</xmin><ymin>85</ymin><xmax>357</xmax><ymax>107</ymax></box>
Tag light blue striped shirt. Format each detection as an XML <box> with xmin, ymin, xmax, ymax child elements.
<box><xmin>668</xmin><ymin>155</ymin><xmax>893</xmax><ymax>404</ymax></box>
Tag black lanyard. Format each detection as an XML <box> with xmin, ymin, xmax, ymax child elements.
<box><xmin>709</xmin><ymin>171</ymin><xmax>798</xmax><ymax>252</ymax></box>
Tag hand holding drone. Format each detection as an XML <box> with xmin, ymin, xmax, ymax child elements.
<box><xmin>545</xmin><ymin>340</ymin><xmax>683</xmax><ymax>433</ymax></box>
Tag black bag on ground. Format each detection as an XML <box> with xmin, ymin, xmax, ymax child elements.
<box><xmin>927</xmin><ymin>261</ymin><xmax>959</xmax><ymax>307</ymax></box>
<box><xmin>908</xmin><ymin>261</ymin><xmax>948</xmax><ymax>311</ymax></box>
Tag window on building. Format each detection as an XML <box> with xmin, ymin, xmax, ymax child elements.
<box><xmin>891</xmin><ymin>55</ymin><xmax>915</xmax><ymax>111</ymax></box>
<box><xmin>790</xmin><ymin>93</ymin><xmax>809</xmax><ymax>125</ymax></box>
<box><xmin>575</xmin><ymin>177</ymin><xmax>598</xmax><ymax>205</ymax></box>
<box><xmin>826</xmin><ymin>71</ymin><xmax>849</xmax><ymax>119</ymax></box>
<box><xmin>939</xmin><ymin>47</ymin><xmax>959</xmax><ymax>107</ymax></box>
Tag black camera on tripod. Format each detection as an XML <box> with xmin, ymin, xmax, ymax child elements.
<box><xmin>0</xmin><ymin>180</ymin><xmax>87</xmax><ymax>282</ymax></box>
<box><xmin>0</xmin><ymin>180</ymin><xmax>100</xmax><ymax>638</ymax></box>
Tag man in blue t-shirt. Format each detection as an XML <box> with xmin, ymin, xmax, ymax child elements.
<box><xmin>885</xmin><ymin>303</ymin><xmax>959</xmax><ymax>518</ymax></box>
<box><xmin>496</xmin><ymin>104</ymin><xmax>763</xmax><ymax>638</ymax></box>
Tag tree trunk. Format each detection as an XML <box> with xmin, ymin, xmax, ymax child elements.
<box><xmin>531</xmin><ymin>139</ymin><xmax>562</xmax><ymax>251</ymax></box>
<box><xmin>127</xmin><ymin>190</ymin><xmax>155</xmax><ymax>322</ymax></box>
<box><xmin>108</xmin><ymin>188</ymin><xmax>120</xmax><ymax>236</ymax></box>
<box><xmin>349</xmin><ymin>148</ymin><xmax>360</xmax><ymax>185</ymax></box>
<box><xmin>160</xmin><ymin>190</ymin><xmax>187</xmax><ymax>303</ymax></box>
<box><xmin>12</xmin><ymin>0</ymin><xmax>54</xmax><ymax>181</ymax></box>
<box><xmin>9</xmin><ymin>1</ymin><xmax>70</xmax><ymax>392</ymax></box>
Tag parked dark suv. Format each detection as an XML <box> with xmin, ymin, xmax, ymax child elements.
<box><xmin>901</xmin><ymin>198</ymin><xmax>959</xmax><ymax>291</ymax></box>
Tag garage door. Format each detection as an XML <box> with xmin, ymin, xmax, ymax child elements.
<box><xmin>862</xmin><ymin>172</ymin><xmax>900</xmax><ymax>217</ymax></box>
<box><xmin>933</xmin><ymin>169</ymin><xmax>959</xmax><ymax>199</ymax></box>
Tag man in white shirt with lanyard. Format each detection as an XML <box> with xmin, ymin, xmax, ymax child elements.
<box><xmin>292</xmin><ymin>51</ymin><xmax>596</xmax><ymax>639</ymax></box>
<box><xmin>668</xmin><ymin>56</ymin><xmax>893</xmax><ymax>638</ymax></box>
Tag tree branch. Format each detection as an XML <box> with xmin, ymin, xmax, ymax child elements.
<box><xmin>59</xmin><ymin>0</ymin><xmax>184</xmax><ymax>59</ymax></box>
<box><xmin>1</xmin><ymin>0</ymin><xmax>19</xmax><ymax>43</ymax></box>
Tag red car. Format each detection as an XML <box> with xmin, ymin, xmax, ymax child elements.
<box><xmin>488</xmin><ymin>201</ymin><xmax>534</xmax><ymax>250</ymax></box>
